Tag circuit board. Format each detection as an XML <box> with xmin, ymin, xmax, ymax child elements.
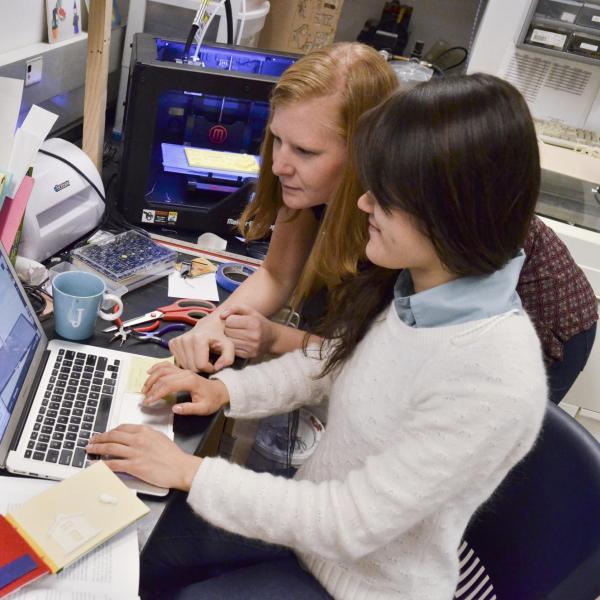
<box><xmin>72</xmin><ymin>230</ymin><xmax>176</xmax><ymax>283</ymax></box>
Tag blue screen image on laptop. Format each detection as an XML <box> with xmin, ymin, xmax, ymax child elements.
<box><xmin>0</xmin><ymin>253</ymin><xmax>41</xmax><ymax>442</ymax></box>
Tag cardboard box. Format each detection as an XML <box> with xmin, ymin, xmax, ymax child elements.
<box><xmin>259</xmin><ymin>0</ymin><xmax>345</xmax><ymax>54</ymax></box>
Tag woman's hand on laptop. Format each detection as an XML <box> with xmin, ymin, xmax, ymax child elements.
<box><xmin>142</xmin><ymin>362</ymin><xmax>229</xmax><ymax>416</ymax></box>
<box><xmin>86</xmin><ymin>424</ymin><xmax>202</xmax><ymax>491</ymax></box>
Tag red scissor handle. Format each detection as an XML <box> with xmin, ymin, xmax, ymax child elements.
<box><xmin>157</xmin><ymin>298</ymin><xmax>216</xmax><ymax>325</ymax></box>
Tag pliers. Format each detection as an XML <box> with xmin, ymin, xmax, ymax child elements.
<box><xmin>129</xmin><ymin>323</ymin><xmax>187</xmax><ymax>349</ymax></box>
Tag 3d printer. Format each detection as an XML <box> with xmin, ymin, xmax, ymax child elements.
<box><xmin>118</xmin><ymin>33</ymin><xmax>297</xmax><ymax>235</ymax></box>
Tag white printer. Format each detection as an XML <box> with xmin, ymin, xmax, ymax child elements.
<box><xmin>18</xmin><ymin>138</ymin><xmax>105</xmax><ymax>262</ymax></box>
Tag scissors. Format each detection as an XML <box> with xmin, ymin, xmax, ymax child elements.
<box><xmin>103</xmin><ymin>299</ymin><xmax>216</xmax><ymax>333</ymax></box>
<box><xmin>130</xmin><ymin>323</ymin><xmax>187</xmax><ymax>349</ymax></box>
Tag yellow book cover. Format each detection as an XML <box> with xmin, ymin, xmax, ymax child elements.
<box><xmin>6</xmin><ymin>462</ymin><xmax>149</xmax><ymax>573</ymax></box>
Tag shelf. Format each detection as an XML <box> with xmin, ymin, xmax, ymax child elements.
<box><xmin>0</xmin><ymin>33</ymin><xmax>89</xmax><ymax>68</ymax></box>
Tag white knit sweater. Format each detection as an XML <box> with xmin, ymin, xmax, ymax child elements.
<box><xmin>188</xmin><ymin>304</ymin><xmax>547</xmax><ymax>599</ymax></box>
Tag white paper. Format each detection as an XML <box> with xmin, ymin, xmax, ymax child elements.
<box><xmin>0</xmin><ymin>77</ymin><xmax>24</xmax><ymax>171</ymax></box>
<box><xmin>0</xmin><ymin>476</ymin><xmax>140</xmax><ymax>600</ymax></box>
<box><xmin>7</xmin><ymin>105</ymin><xmax>59</xmax><ymax>195</ymax></box>
<box><xmin>167</xmin><ymin>270</ymin><xmax>219</xmax><ymax>301</ymax></box>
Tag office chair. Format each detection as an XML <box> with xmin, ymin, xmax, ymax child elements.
<box><xmin>455</xmin><ymin>402</ymin><xmax>600</xmax><ymax>600</ymax></box>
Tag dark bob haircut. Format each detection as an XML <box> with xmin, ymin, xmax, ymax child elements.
<box><xmin>354</xmin><ymin>72</ymin><xmax>540</xmax><ymax>277</ymax></box>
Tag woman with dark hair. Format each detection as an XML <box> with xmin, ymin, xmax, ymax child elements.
<box><xmin>87</xmin><ymin>73</ymin><xmax>547</xmax><ymax>599</ymax></box>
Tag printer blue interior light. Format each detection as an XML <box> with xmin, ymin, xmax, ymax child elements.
<box><xmin>118</xmin><ymin>34</ymin><xmax>297</xmax><ymax>235</ymax></box>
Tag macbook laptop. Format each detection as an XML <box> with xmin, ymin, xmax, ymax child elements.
<box><xmin>0</xmin><ymin>242</ymin><xmax>173</xmax><ymax>496</ymax></box>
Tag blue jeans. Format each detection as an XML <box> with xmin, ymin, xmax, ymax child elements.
<box><xmin>140</xmin><ymin>492</ymin><xmax>331</xmax><ymax>599</ymax></box>
<box><xmin>547</xmin><ymin>323</ymin><xmax>597</xmax><ymax>405</ymax></box>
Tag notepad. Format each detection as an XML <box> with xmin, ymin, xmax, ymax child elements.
<box><xmin>127</xmin><ymin>355</ymin><xmax>175</xmax><ymax>394</ymax></box>
<box><xmin>184</xmin><ymin>147</ymin><xmax>260</xmax><ymax>174</ymax></box>
<box><xmin>1</xmin><ymin>462</ymin><xmax>148</xmax><ymax>599</ymax></box>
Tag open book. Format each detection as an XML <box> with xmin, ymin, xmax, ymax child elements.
<box><xmin>1</xmin><ymin>463</ymin><xmax>148</xmax><ymax>598</ymax></box>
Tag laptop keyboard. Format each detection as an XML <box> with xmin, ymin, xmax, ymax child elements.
<box><xmin>24</xmin><ymin>349</ymin><xmax>120</xmax><ymax>469</ymax></box>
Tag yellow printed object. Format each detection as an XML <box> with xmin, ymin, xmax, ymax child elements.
<box><xmin>184</xmin><ymin>147</ymin><xmax>259</xmax><ymax>174</ymax></box>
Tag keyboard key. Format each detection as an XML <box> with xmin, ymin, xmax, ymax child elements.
<box><xmin>58</xmin><ymin>416</ymin><xmax>68</xmax><ymax>425</ymax></box>
<box><xmin>27</xmin><ymin>440</ymin><xmax>35</xmax><ymax>450</ymax></box>
<box><xmin>65</xmin><ymin>351</ymin><xmax>75</xmax><ymax>360</ymax></box>
<box><xmin>72</xmin><ymin>448</ymin><xmax>86</xmax><ymax>468</ymax></box>
<box><xmin>77</xmin><ymin>438</ymin><xmax>88</xmax><ymax>447</ymax></box>
<box><xmin>46</xmin><ymin>450</ymin><xmax>59</xmax><ymax>463</ymax></box>
<box><xmin>66</xmin><ymin>433</ymin><xmax>77</xmax><ymax>441</ymax></box>
<box><xmin>93</xmin><ymin>394</ymin><xmax>112</xmax><ymax>433</ymax></box>
<box><xmin>58</xmin><ymin>349</ymin><xmax>65</xmax><ymax>355</ymax></box>
<box><xmin>33</xmin><ymin>451</ymin><xmax>45</xmax><ymax>460</ymax></box>
<box><xmin>86</xmin><ymin>355</ymin><xmax>96</xmax><ymax>366</ymax></box>
<box><xmin>35</xmin><ymin>442</ymin><xmax>48</xmax><ymax>452</ymax></box>
<box><xmin>39</xmin><ymin>434</ymin><xmax>50</xmax><ymax>443</ymax></box>
<box><xmin>25</xmin><ymin>450</ymin><xmax>32</xmax><ymax>459</ymax></box>
<box><xmin>41</xmin><ymin>426</ymin><xmax>53</xmax><ymax>434</ymax></box>
<box><xmin>96</xmin><ymin>357</ymin><xmax>107</xmax><ymax>371</ymax></box>
<box><xmin>59</xmin><ymin>450</ymin><xmax>73</xmax><ymax>465</ymax></box>
<box><xmin>50</xmin><ymin>440</ymin><xmax>62</xmax><ymax>450</ymax></box>
<box><xmin>64</xmin><ymin>440</ymin><xmax>75</xmax><ymax>449</ymax></box>
<box><xmin>67</xmin><ymin>386</ymin><xmax>77</xmax><ymax>394</ymax></box>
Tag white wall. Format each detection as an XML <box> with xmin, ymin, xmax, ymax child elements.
<box><xmin>0</xmin><ymin>0</ymin><xmax>46</xmax><ymax>54</ymax></box>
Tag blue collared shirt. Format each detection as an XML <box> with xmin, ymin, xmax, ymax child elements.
<box><xmin>393</xmin><ymin>251</ymin><xmax>525</xmax><ymax>328</ymax></box>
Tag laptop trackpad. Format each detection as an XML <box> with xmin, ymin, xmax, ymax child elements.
<box><xmin>114</xmin><ymin>392</ymin><xmax>174</xmax><ymax>437</ymax></box>
<box><xmin>109</xmin><ymin>393</ymin><xmax>174</xmax><ymax>497</ymax></box>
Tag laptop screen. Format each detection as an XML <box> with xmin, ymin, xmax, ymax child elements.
<box><xmin>0</xmin><ymin>251</ymin><xmax>42</xmax><ymax>443</ymax></box>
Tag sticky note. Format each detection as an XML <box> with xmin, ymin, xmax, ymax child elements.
<box><xmin>127</xmin><ymin>356</ymin><xmax>174</xmax><ymax>394</ymax></box>
<box><xmin>0</xmin><ymin>554</ymin><xmax>37</xmax><ymax>588</ymax></box>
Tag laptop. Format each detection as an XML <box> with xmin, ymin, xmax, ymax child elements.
<box><xmin>0</xmin><ymin>243</ymin><xmax>173</xmax><ymax>496</ymax></box>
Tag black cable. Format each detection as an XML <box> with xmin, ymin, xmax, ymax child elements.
<box><xmin>431</xmin><ymin>46</ymin><xmax>469</xmax><ymax>72</ymax></box>
<box><xmin>183</xmin><ymin>23</ymin><xmax>199</xmax><ymax>60</ymax></box>
<box><xmin>38</xmin><ymin>148</ymin><xmax>106</xmax><ymax>203</ymax></box>
<box><xmin>24</xmin><ymin>280</ymin><xmax>49</xmax><ymax>317</ymax></box>
<box><xmin>224</xmin><ymin>0</ymin><xmax>233</xmax><ymax>45</ymax></box>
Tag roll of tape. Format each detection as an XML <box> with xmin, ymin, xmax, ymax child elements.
<box><xmin>216</xmin><ymin>262</ymin><xmax>257</xmax><ymax>292</ymax></box>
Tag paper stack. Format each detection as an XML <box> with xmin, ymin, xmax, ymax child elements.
<box><xmin>0</xmin><ymin>77</ymin><xmax>58</xmax><ymax>260</ymax></box>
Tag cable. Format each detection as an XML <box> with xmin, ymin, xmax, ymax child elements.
<box><xmin>24</xmin><ymin>281</ymin><xmax>49</xmax><ymax>317</ymax></box>
<box><xmin>224</xmin><ymin>0</ymin><xmax>233</xmax><ymax>45</ymax></box>
<box><xmin>431</xmin><ymin>46</ymin><xmax>469</xmax><ymax>72</ymax></box>
<box><xmin>38</xmin><ymin>149</ymin><xmax>105</xmax><ymax>203</ymax></box>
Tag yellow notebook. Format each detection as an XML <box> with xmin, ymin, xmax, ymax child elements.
<box><xmin>184</xmin><ymin>147</ymin><xmax>260</xmax><ymax>174</ymax></box>
<box><xmin>6</xmin><ymin>462</ymin><xmax>149</xmax><ymax>574</ymax></box>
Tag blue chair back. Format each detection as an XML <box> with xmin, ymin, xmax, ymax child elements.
<box><xmin>458</xmin><ymin>403</ymin><xmax>600</xmax><ymax>600</ymax></box>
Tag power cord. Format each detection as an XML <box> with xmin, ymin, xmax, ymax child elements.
<box><xmin>23</xmin><ymin>280</ymin><xmax>49</xmax><ymax>317</ymax></box>
<box><xmin>431</xmin><ymin>46</ymin><xmax>469</xmax><ymax>72</ymax></box>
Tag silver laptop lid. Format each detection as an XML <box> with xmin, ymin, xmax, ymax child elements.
<box><xmin>0</xmin><ymin>243</ymin><xmax>48</xmax><ymax>468</ymax></box>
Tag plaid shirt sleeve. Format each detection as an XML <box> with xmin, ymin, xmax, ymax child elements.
<box><xmin>517</xmin><ymin>216</ymin><xmax>598</xmax><ymax>363</ymax></box>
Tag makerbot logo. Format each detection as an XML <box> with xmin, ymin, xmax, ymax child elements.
<box><xmin>54</xmin><ymin>180</ymin><xmax>70</xmax><ymax>192</ymax></box>
<box><xmin>208</xmin><ymin>125</ymin><xmax>228</xmax><ymax>144</ymax></box>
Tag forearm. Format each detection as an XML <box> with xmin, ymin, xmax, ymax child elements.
<box><xmin>268</xmin><ymin>322</ymin><xmax>321</xmax><ymax>356</ymax></box>
<box><xmin>213</xmin><ymin>345</ymin><xmax>328</xmax><ymax>418</ymax></box>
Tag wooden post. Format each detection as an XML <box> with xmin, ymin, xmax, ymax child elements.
<box><xmin>82</xmin><ymin>0</ymin><xmax>112</xmax><ymax>170</ymax></box>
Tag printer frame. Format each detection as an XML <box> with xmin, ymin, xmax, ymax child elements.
<box><xmin>118</xmin><ymin>33</ymin><xmax>297</xmax><ymax>235</ymax></box>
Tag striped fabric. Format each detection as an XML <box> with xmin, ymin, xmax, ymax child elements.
<box><xmin>454</xmin><ymin>541</ymin><xmax>496</xmax><ymax>600</ymax></box>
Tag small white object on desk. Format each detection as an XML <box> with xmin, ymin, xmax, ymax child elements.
<box><xmin>168</xmin><ymin>269</ymin><xmax>220</xmax><ymax>302</ymax></box>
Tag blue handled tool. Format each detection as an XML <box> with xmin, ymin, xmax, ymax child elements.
<box><xmin>130</xmin><ymin>323</ymin><xmax>187</xmax><ymax>349</ymax></box>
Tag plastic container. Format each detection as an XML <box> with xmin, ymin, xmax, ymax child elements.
<box><xmin>71</xmin><ymin>230</ymin><xmax>176</xmax><ymax>293</ymax></box>
<box><xmin>238</xmin><ymin>1</ymin><xmax>270</xmax><ymax>47</ymax></box>
<box><xmin>253</xmin><ymin>409</ymin><xmax>324</xmax><ymax>468</ymax></box>
<box><xmin>390</xmin><ymin>59</ymin><xmax>434</xmax><ymax>87</ymax></box>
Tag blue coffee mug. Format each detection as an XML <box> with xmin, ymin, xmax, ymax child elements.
<box><xmin>52</xmin><ymin>271</ymin><xmax>123</xmax><ymax>341</ymax></box>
